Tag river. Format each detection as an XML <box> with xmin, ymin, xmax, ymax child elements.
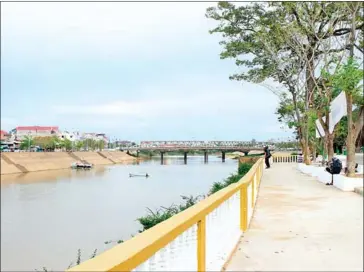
<box><xmin>1</xmin><ymin>155</ymin><xmax>238</xmax><ymax>271</ymax></box>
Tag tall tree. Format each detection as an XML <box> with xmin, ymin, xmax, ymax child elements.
<box><xmin>207</xmin><ymin>2</ymin><xmax>363</xmax><ymax>165</ymax></box>
<box><xmin>333</xmin><ymin>58</ymin><xmax>363</xmax><ymax>176</ymax></box>
<box><xmin>206</xmin><ymin>2</ymin><xmax>309</xmax><ymax>160</ymax></box>
<box><xmin>342</xmin><ymin>2</ymin><xmax>363</xmax><ymax>177</ymax></box>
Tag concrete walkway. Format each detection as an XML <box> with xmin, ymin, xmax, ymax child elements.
<box><xmin>227</xmin><ymin>164</ymin><xmax>363</xmax><ymax>271</ymax></box>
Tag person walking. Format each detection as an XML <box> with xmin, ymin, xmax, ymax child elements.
<box><xmin>264</xmin><ymin>146</ymin><xmax>271</xmax><ymax>169</ymax></box>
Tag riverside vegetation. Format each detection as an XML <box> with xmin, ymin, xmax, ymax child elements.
<box><xmin>37</xmin><ymin>161</ymin><xmax>254</xmax><ymax>271</ymax></box>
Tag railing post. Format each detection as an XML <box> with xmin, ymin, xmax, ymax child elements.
<box><xmin>240</xmin><ymin>186</ymin><xmax>248</xmax><ymax>232</ymax></box>
<box><xmin>251</xmin><ymin>175</ymin><xmax>255</xmax><ymax>207</ymax></box>
<box><xmin>197</xmin><ymin>218</ymin><xmax>206</xmax><ymax>272</ymax></box>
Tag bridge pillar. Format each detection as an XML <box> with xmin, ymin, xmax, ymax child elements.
<box><xmin>222</xmin><ymin>151</ymin><xmax>225</xmax><ymax>162</ymax></box>
<box><xmin>204</xmin><ymin>151</ymin><xmax>208</xmax><ymax>163</ymax></box>
<box><xmin>160</xmin><ymin>152</ymin><xmax>165</xmax><ymax>165</ymax></box>
<box><xmin>184</xmin><ymin>152</ymin><xmax>188</xmax><ymax>164</ymax></box>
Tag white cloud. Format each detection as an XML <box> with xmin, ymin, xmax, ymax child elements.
<box><xmin>1</xmin><ymin>1</ymin><xmax>293</xmax><ymax>140</ymax></box>
<box><xmin>2</xmin><ymin>2</ymin><xmax>216</xmax><ymax>61</ymax></box>
<box><xmin>53</xmin><ymin>82</ymin><xmax>279</xmax><ymax>120</ymax></box>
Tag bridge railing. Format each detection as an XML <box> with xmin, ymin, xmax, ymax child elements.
<box><xmin>67</xmin><ymin>158</ymin><xmax>264</xmax><ymax>272</ymax></box>
<box><xmin>272</xmin><ymin>154</ymin><xmax>298</xmax><ymax>163</ymax></box>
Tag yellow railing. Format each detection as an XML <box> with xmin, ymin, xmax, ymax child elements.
<box><xmin>272</xmin><ymin>155</ymin><xmax>298</xmax><ymax>163</ymax></box>
<box><xmin>67</xmin><ymin>158</ymin><xmax>264</xmax><ymax>272</ymax></box>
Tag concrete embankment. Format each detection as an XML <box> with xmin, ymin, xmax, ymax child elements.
<box><xmin>0</xmin><ymin>151</ymin><xmax>136</xmax><ymax>175</ymax></box>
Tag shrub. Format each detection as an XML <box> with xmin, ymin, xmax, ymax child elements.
<box><xmin>137</xmin><ymin>207</ymin><xmax>177</xmax><ymax>232</ymax></box>
<box><xmin>137</xmin><ymin>195</ymin><xmax>204</xmax><ymax>232</ymax></box>
<box><xmin>238</xmin><ymin>162</ymin><xmax>253</xmax><ymax>175</ymax></box>
<box><xmin>209</xmin><ymin>181</ymin><xmax>226</xmax><ymax>194</ymax></box>
<box><xmin>209</xmin><ymin>162</ymin><xmax>253</xmax><ymax>195</ymax></box>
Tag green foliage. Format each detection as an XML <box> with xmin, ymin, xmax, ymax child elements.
<box><xmin>20</xmin><ymin>136</ymin><xmax>34</xmax><ymax>150</ymax></box>
<box><xmin>63</xmin><ymin>139</ymin><xmax>73</xmax><ymax>151</ymax></box>
<box><xmin>75</xmin><ymin>141</ymin><xmax>84</xmax><ymax>151</ymax></box>
<box><xmin>33</xmin><ymin>136</ymin><xmax>60</xmax><ymax>150</ymax></box>
<box><xmin>137</xmin><ymin>207</ymin><xmax>178</xmax><ymax>232</ymax></box>
<box><xmin>238</xmin><ymin>162</ymin><xmax>253</xmax><ymax>175</ymax></box>
<box><xmin>334</xmin><ymin>116</ymin><xmax>348</xmax><ymax>149</ymax></box>
<box><xmin>81</xmin><ymin>139</ymin><xmax>105</xmax><ymax>151</ymax></box>
<box><xmin>210</xmin><ymin>162</ymin><xmax>253</xmax><ymax>194</ymax></box>
<box><xmin>137</xmin><ymin>195</ymin><xmax>204</xmax><ymax>232</ymax></box>
<box><xmin>136</xmin><ymin>163</ymin><xmax>253</xmax><ymax>232</ymax></box>
<box><xmin>97</xmin><ymin>140</ymin><xmax>105</xmax><ymax>151</ymax></box>
<box><xmin>209</xmin><ymin>182</ymin><xmax>225</xmax><ymax>194</ymax></box>
<box><xmin>332</xmin><ymin>57</ymin><xmax>364</xmax><ymax>106</ymax></box>
<box><xmin>206</xmin><ymin>2</ymin><xmax>291</xmax><ymax>85</ymax></box>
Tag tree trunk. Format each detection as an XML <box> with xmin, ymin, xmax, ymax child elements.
<box><xmin>346</xmin><ymin>3</ymin><xmax>360</xmax><ymax>177</ymax></box>
<box><xmin>346</xmin><ymin>92</ymin><xmax>356</xmax><ymax>177</ymax></box>
<box><xmin>354</xmin><ymin>107</ymin><xmax>364</xmax><ymax>145</ymax></box>
<box><xmin>304</xmin><ymin>53</ymin><xmax>315</xmax><ymax>165</ymax></box>
<box><xmin>327</xmin><ymin>133</ymin><xmax>335</xmax><ymax>162</ymax></box>
<box><xmin>311</xmin><ymin>142</ymin><xmax>317</xmax><ymax>162</ymax></box>
<box><xmin>303</xmin><ymin>122</ymin><xmax>311</xmax><ymax>165</ymax></box>
<box><xmin>303</xmin><ymin>136</ymin><xmax>311</xmax><ymax>164</ymax></box>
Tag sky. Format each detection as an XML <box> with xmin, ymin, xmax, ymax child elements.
<box><xmin>1</xmin><ymin>1</ymin><xmax>294</xmax><ymax>142</ymax></box>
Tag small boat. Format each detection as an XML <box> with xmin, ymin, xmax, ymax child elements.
<box><xmin>71</xmin><ymin>162</ymin><xmax>93</xmax><ymax>169</ymax></box>
<box><xmin>129</xmin><ymin>173</ymin><xmax>149</xmax><ymax>178</ymax></box>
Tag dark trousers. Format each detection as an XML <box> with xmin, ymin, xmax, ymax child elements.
<box><xmin>265</xmin><ymin>157</ymin><xmax>270</xmax><ymax>168</ymax></box>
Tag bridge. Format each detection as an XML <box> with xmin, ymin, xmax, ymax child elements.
<box><xmin>67</xmin><ymin>156</ymin><xmax>363</xmax><ymax>272</ymax></box>
<box><xmin>126</xmin><ymin>141</ymin><xmax>274</xmax><ymax>163</ymax></box>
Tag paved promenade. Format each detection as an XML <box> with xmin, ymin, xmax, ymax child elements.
<box><xmin>227</xmin><ymin>164</ymin><xmax>363</xmax><ymax>271</ymax></box>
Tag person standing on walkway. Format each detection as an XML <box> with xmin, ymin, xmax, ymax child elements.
<box><xmin>264</xmin><ymin>146</ymin><xmax>271</xmax><ymax>169</ymax></box>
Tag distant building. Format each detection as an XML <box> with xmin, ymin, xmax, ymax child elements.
<box><xmin>0</xmin><ymin>130</ymin><xmax>10</xmax><ymax>141</ymax></box>
<box><xmin>82</xmin><ymin>133</ymin><xmax>108</xmax><ymax>144</ymax></box>
<box><xmin>9</xmin><ymin>126</ymin><xmax>59</xmax><ymax>140</ymax></box>
<box><xmin>58</xmin><ymin>131</ymin><xmax>81</xmax><ymax>142</ymax></box>
<box><xmin>115</xmin><ymin>140</ymin><xmax>134</xmax><ymax>147</ymax></box>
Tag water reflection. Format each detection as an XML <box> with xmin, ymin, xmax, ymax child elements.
<box><xmin>1</xmin><ymin>156</ymin><xmax>237</xmax><ymax>271</ymax></box>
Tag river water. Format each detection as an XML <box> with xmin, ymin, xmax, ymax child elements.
<box><xmin>1</xmin><ymin>155</ymin><xmax>238</xmax><ymax>271</ymax></box>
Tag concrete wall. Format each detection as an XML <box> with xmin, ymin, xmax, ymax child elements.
<box><xmin>99</xmin><ymin>151</ymin><xmax>136</xmax><ymax>163</ymax></box>
<box><xmin>2</xmin><ymin>152</ymin><xmax>75</xmax><ymax>172</ymax></box>
<box><xmin>72</xmin><ymin>152</ymin><xmax>113</xmax><ymax>165</ymax></box>
<box><xmin>1</xmin><ymin>155</ymin><xmax>23</xmax><ymax>175</ymax></box>
<box><xmin>0</xmin><ymin>151</ymin><xmax>136</xmax><ymax>175</ymax></box>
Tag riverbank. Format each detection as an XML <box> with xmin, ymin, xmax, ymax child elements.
<box><xmin>0</xmin><ymin>151</ymin><xmax>136</xmax><ymax>175</ymax></box>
